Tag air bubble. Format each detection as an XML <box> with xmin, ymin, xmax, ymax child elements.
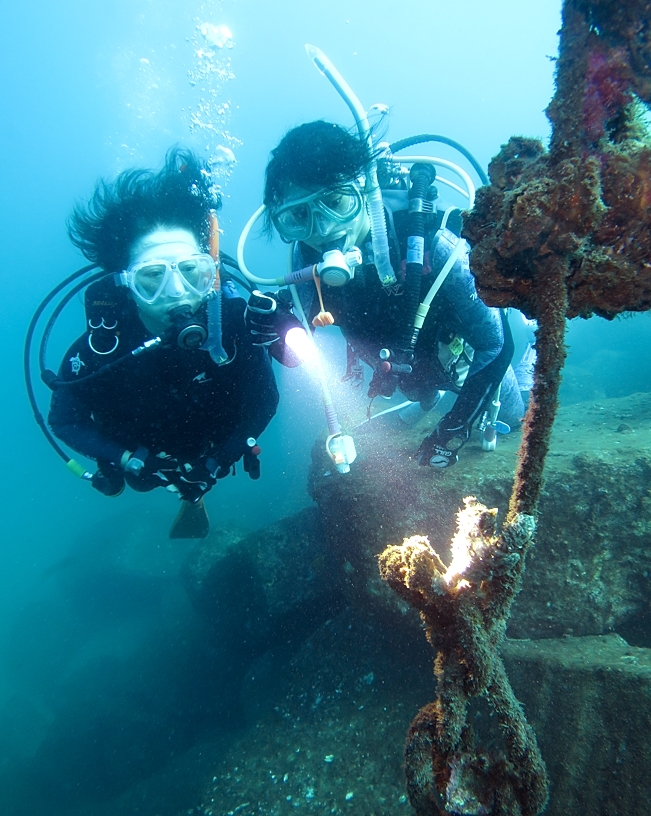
<box><xmin>185</xmin><ymin>20</ymin><xmax>239</xmax><ymax>183</ymax></box>
<box><xmin>199</xmin><ymin>23</ymin><xmax>233</xmax><ymax>49</ymax></box>
<box><xmin>211</xmin><ymin>145</ymin><xmax>236</xmax><ymax>167</ymax></box>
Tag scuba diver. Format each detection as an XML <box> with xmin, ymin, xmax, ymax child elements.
<box><xmin>31</xmin><ymin>148</ymin><xmax>302</xmax><ymax>538</ymax></box>
<box><xmin>258</xmin><ymin>119</ymin><xmax>525</xmax><ymax>468</ymax></box>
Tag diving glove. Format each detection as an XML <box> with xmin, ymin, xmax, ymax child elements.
<box><xmin>123</xmin><ymin>449</ymin><xmax>181</xmax><ymax>492</ymax></box>
<box><xmin>92</xmin><ymin>462</ymin><xmax>125</xmax><ymax>497</ymax></box>
<box><xmin>245</xmin><ymin>291</ymin><xmax>281</xmax><ymax>346</ymax></box>
<box><xmin>177</xmin><ymin>456</ymin><xmax>218</xmax><ymax>503</ymax></box>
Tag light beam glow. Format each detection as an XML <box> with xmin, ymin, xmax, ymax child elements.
<box><xmin>285</xmin><ymin>326</ymin><xmax>314</xmax><ymax>364</ymax></box>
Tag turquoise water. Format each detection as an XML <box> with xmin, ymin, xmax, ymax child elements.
<box><xmin>2</xmin><ymin>1</ymin><xmax>651</xmax><ymax>813</ymax></box>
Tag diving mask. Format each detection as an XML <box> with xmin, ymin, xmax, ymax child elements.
<box><xmin>272</xmin><ymin>182</ymin><xmax>365</xmax><ymax>244</ymax></box>
<box><xmin>121</xmin><ymin>254</ymin><xmax>216</xmax><ymax>305</ymax></box>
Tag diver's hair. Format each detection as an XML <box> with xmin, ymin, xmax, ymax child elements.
<box><xmin>263</xmin><ymin>121</ymin><xmax>371</xmax><ymax>221</ymax></box>
<box><xmin>68</xmin><ymin>147</ymin><xmax>221</xmax><ymax>272</ymax></box>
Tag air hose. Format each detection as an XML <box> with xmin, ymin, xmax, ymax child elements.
<box><xmin>390</xmin><ymin>134</ymin><xmax>489</xmax><ymax>187</ymax></box>
<box><xmin>24</xmin><ymin>263</ymin><xmax>100</xmax><ymax>476</ymax></box>
<box><xmin>38</xmin><ymin>270</ymin><xmax>110</xmax><ymax>387</ymax></box>
<box><xmin>27</xmin><ymin>243</ymin><xmax>244</xmax><ymax>479</ymax></box>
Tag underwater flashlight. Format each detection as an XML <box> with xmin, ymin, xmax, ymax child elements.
<box><xmin>285</xmin><ymin>326</ymin><xmax>314</xmax><ymax>364</ymax></box>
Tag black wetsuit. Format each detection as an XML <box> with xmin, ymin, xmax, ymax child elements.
<box><xmin>295</xmin><ymin>208</ymin><xmax>515</xmax><ymax>435</ymax></box>
<box><xmin>49</xmin><ymin>293</ymin><xmax>279</xmax><ymax>482</ymax></box>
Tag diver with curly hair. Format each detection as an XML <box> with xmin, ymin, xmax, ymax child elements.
<box><xmin>263</xmin><ymin>120</ymin><xmax>525</xmax><ymax>468</ymax></box>
<box><xmin>48</xmin><ymin>148</ymin><xmax>301</xmax><ymax>536</ymax></box>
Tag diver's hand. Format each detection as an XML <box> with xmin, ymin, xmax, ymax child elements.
<box><xmin>367</xmin><ymin>367</ymin><xmax>399</xmax><ymax>400</ymax></box>
<box><xmin>417</xmin><ymin>423</ymin><xmax>470</xmax><ymax>469</ymax></box>
<box><xmin>123</xmin><ymin>449</ymin><xmax>181</xmax><ymax>491</ymax></box>
<box><xmin>177</xmin><ymin>456</ymin><xmax>218</xmax><ymax>503</ymax></box>
<box><xmin>245</xmin><ymin>290</ymin><xmax>281</xmax><ymax>346</ymax></box>
<box><xmin>92</xmin><ymin>461</ymin><xmax>125</xmax><ymax>497</ymax></box>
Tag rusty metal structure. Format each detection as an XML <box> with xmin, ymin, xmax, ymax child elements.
<box><xmin>379</xmin><ymin>1</ymin><xmax>651</xmax><ymax>813</ymax></box>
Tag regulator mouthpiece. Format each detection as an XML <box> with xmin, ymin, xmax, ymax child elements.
<box><xmin>317</xmin><ymin>247</ymin><xmax>362</xmax><ymax>287</ymax></box>
<box><xmin>168</xmin><ymin>306</ymin><xmax>208</xmax><ymax>350</ymax></box>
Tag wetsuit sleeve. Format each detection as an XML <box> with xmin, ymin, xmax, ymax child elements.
<box><xmin>208</xmin><ymin>368</ymin><xmax>279</xmax><ymax>469</ymax></box>
<box><xmin>430</xmin><ymin>229</ymin><xmax>514</xmax><ymax>430</ymax></box>
<box><xmin>48</xmin><ymin>338</ymin><xmax>127</xmax><ymax>465</ymax></box>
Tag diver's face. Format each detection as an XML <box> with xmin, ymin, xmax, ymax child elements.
<box><xmin>128</xmin><ymin>228</ymin><xmax>204</xmax><ymax>333</ymax></box>
<box><xmin>278</xmin><ymin>182</ymin><xmax>370</xmax><ymax>252</ymax></box>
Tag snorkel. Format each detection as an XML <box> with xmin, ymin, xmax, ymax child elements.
<box><xmin>154</xmin><ymin>211</ymin><xmax>230</xmax><ymax>358</ymax></box>
<box><xmin>236</xmin><ymin>45</ymin><xmax>395</xmax><ymax>290</ymax></box>
<box><xmin>201</xmin><ymin>209</ymin><xmax>230</xmax><ymax>364</ymax></box>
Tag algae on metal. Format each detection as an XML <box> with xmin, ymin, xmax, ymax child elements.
<box><xmin>380</xmin><ymin>1</ymin><xmax>651</xmax><ymax>813</ymax></box>
<box><xmin>466</xmin><ymin>0</ymin><xmax>651</xmax><ymax>520</ymax></box>
<box><xmin>379</xmin><ymin>503</ymin><xmax>545</xmax><ymax>816</ymax></box>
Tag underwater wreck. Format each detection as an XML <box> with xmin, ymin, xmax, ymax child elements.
<box><xmin>181</xmin><ymin>388</ymin><xmax>651</xmax><ymax>816</ymax></box>
<box><xmin>6</xmin><ymin>3</ymin><xmax>651</xmax><ymax>816</ymax></box>
<box><xmin>377</xmin><ymin>0</ymin><xmax>651</xmax><ymax>812</ymax></box>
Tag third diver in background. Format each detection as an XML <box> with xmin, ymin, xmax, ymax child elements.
<box><xmin>263</xmin><ymin>120</ymin><xmax>525</xmax><ymax>468</ymax></box>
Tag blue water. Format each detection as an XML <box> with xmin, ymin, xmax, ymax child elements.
<box><xmin>1</xmin><ymin>1</ymin><xmax>651</xmax><ymax>813</ymax></box>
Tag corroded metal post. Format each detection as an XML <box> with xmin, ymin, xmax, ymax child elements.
<box><xmin>381</xmin><ymin>1</ymin><xmax>651</xmax><ymax>814</ymax></box>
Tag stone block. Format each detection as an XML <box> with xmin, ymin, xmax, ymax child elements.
<box><xmin>503</xmin><ymin>634</ymin><xmax>651</xmax><ymax>816</ymax></box>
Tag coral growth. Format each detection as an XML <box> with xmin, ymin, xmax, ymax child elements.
<box><xmin>379</xmin><ymin>500</ymin><xmax>547</xmax><ymax>816</ymax></box>
<box><xmin>382</xmin><ymin>2</ymin><xmax>651</xmax><ymax>814</ymax></box>
<box><xmin>583</xmin><ymin>47</ymin><xmax>632</xmax><ymax>141</ymax></box>
<box><xmin>463</xmin><ymin>0</ymin><xmax>651</xmax><ymax>517</ymax></box>
<box><xmin>575</xmin><ymin>0</ymin><xmax>651</xmax><ymax>106</ymax></box>
<box><xmin>465</xmin><ymin>2</ymin><xmax>651</xmax><ymax>323</ymax></box>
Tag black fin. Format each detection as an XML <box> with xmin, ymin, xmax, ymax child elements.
<box><xmin>169</xmin><ymin>498</ymin><xmax>210</xmax><ymax>539</ymax></box>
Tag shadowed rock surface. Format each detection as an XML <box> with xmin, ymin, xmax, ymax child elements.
<box><xmin>184</xmin><ymin>617</ymin><xmax>651</xmax><ymax>816</ymax></box>
<box><xmin>7</xmin><ymin>393</ymin><xmax>650</xmax><ymax>816</ymax></box>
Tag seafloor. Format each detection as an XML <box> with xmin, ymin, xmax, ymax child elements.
<box><xmin>5</xmin><ymin>390</ymin><xmax>651</xmax><ymax>816</ymax></box>
<box><xmin>174</xmin><ymin>391</ymin><xmax>651</xmax><ymax>816</ymax></box>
